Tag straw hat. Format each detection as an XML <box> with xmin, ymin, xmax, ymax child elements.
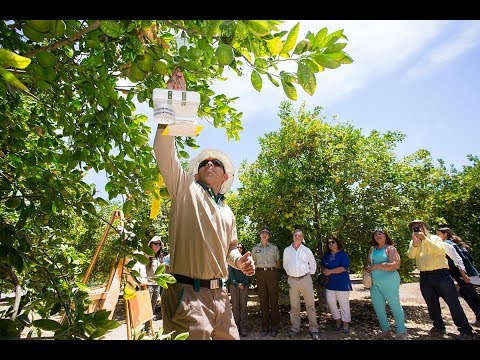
<box><xmin>189</xmin><ymin>148</ymin><xmax>235</xmax><ymax>194</ymax></box>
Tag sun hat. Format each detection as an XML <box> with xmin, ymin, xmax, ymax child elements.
<box><xmin>148</xmin><ymin>235</ymin><xmax>163</xmax><ymax>247</ymax></box>
<box><xmin>408</xmin><ymin>219</ymin><xmax>431</xmax><ymax>231</ymax></box>
<box><xmin>189</xmin><ymin>148</ymin><xmax>235</xmax><ymax>194</ymax></box>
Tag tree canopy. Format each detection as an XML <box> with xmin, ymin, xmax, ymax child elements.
<box><xmin>0</xmin><ymin>19</ymin><xmax>353</xmax><ymax>338</ymax></box>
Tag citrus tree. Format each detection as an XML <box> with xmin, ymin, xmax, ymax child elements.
<box><xmin>0</xmin><ymin>20</ymin><xmax>352</xmax><ymax>338</ymax></box>
<box><xmin>235</xmin><ymin>101</ymin><xmax>442</xmax><ymax>278</ymax></box>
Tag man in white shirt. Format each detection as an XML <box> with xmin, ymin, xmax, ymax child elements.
<box><xmin>283</xmin><ymin>228</ymin><xmax>319</xmax><ymax>340</ymax></box>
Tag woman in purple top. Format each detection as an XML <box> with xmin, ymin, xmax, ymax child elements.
<box><xmin>321</xmin><ymin>236</ymin><xmax>353</xmax><ymax>334</ymax></box>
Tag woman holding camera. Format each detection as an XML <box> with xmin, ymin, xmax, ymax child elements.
<box><xmin>366</xmin><ymin>229</ymin><xmax>406</xmax><ymax>339</ymax></box>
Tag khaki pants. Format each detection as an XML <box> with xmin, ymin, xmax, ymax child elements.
<box><xmin>161</xmin><ymin>282</ymin><xmax>239</xmax><ymax>340</ymax></box>
<box><xmin>287</xmin><ymin>274</ymin><xmax>318</xmax><ymax>333</ymax></box>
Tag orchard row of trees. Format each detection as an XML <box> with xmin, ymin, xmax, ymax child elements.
<box><xmin>0</xmin><ymin>20</ymin><xmax>353</xmax><ymax>338</ymax></box>
<box><xmin>229</xmin><ymin>102</ymin><xmax>480</xmax><ymax>284</ymax></box>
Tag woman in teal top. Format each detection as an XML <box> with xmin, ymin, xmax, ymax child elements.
<box><xmin>366</xmin><ymin>229</ymin><xmax>406</xmax><ymax>339</ymax></box>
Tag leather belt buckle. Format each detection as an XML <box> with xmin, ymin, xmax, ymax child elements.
<box><xmin>210</xmin><ymin>279</ymin><xmax>219</xmax><ymax>289</ymax></box>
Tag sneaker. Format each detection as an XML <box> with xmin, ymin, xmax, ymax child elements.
<box><xmin>457</xmin><ymin>333</ymin><xmax>473</xmax><ymax>340</ymax></box>
<box><xmin>378</xmin><ymin>330</ymin><xmax>391</xmax><ymax>339</ymax></box>
<box><xmin>395</xmin><ymin>333</ymin><xmax>407</xmax><ymax>340</ymax></box>
<box><xmin>260</xmin><ymin>330</ymin><xmax>269</xmax><ymax>337</ymax></box>
<box><xmin>429</xmin><ymin>326</ymin><xmax>446</xmax><ymax>336</ymax></box>
<box><xmin>310</xmin><ymin>332</ymin><xmax>320</xmax><ymax>340</ymax></box>
<box><xmin>270</xmin><ymin>330</ymin><xmax>278</xmax><ymax>337</ymax></box>
<box><xmin>288</xmin><ymin>330</ymin><xmax>299</xmax><ymax>338</ymax></box>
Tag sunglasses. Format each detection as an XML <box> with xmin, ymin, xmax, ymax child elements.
<box><xmin>198</xmin><ymin>158</ymin><xmax>225</xmax><ymax>172</ymax></box>
<box><xmin>152</xmin><ymin>242</ymin><xmax>162</xmax><ymax>246</ymax></box>
<box><xmin>328</xmin><ymin>241</ymin><xmax>336</xmax><ymax>245</ymax></box>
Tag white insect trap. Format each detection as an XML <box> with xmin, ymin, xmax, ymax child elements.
<box><xmin>152</xmin><ymin>88</ymin><xmax>202</xmax><ymax>136</ymax></box>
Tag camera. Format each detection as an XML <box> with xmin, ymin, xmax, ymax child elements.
<box><xmin>413</xmin><ymin>226</ymin><xmax>421</xmax><ymax>233</ymax></box>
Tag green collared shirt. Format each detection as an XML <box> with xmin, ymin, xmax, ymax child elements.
<box><xmin>252</xmin><ymin>242</ymin><xmax>280</xmax><ymax>268</ymax></box>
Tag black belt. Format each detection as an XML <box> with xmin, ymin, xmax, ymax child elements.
<box><xmin>173</xmin><ymin>273</ymin><xmax>223</xmax><ymax>290</ymax></box>
<box><xmin>257</xmin><ymin>267</ymin><xmax>276</xmax><ymax>271</ymax></box>
<box><xmin>290</xmin><ymin>273</ymin><xmax>309</xmax><ymax>279</ymax></box>
<box><xmin>420</xmin><ymin>269</ymin><xmax>448</xmax><ymax>274</ymax></box>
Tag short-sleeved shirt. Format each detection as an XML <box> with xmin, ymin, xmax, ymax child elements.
<box><xmin>321</xmin><ymin>249</ymin><xmax>352</xmax><ymax>291</ymax></box>
<box><xmin>252</xmin><ymin>242</ymin><xmax>279</xmax><ymax>268</ymax></box>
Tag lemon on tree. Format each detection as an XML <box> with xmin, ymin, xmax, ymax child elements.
<box><xmin>215</xmin><ymin>44</ymin><xmax>234</xmax><ymax>66</ymax></box>
<box><xmin>23</xmin><ymin>20</ymin><xmax>64</xmax><ymax>43</ymax></box>
<box><xmin>136</xmin><ymin>54</ymin><xmax>154</xmax><ymax>72</ymax></box>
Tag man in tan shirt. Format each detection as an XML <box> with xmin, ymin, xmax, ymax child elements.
<box><xmin>153</xmin><ymin>68</ymin><xmax>255</xmax><ymax>340</ymax></box>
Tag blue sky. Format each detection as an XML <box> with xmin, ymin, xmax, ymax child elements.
<box><xmin>86</xmin><ymin>20</ymin><xmax>480</xmax><ymax>196</ymax></box>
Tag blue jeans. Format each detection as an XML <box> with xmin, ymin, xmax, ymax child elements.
<box><xmin>419</xmin><ymin>269</ymin><xmax>472</xmax><ymax>335</ymax></box>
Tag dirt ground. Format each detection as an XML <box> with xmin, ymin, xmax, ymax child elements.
<box><xmin>103</xmin><ymin>274</ymin><xmax>480</xmax><ymax>341</ymax></box>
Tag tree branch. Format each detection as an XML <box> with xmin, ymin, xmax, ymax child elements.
<box><xmin>24</xmin><ymin>20</ymin><xmax>102</xmax><ymax>58</ymax></box>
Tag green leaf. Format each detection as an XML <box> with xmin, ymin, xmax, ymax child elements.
<box><xmin>251</xmin><ymin>70</ymin><xmax>262</xmax><ymax>92</ymax></box>
<box><xmin>245</xmin><ymin>20</ymin><xmax>271</xmax><ymax>37</ymax></box>
<box><xmin>174</xmin><ymin>332</ymin><xmax>190</xmax><ymax>340</ymax></box>
<box><xmin>320</xmin><ymin>29</ymin><xmax>344</xmax><ymax>48</ymax></box>
<box><xmin>100</xmin><ymin>20</ymin><xmax>125</xmax><ymax>38</ymax></box>
<box><xmin>178</xmin><ymin>150</ymin><xmax>189</xmax><ymax>159</ymax></box>
<box><xmin>267</xmin><ymin>73</ymin><xmax>279</xmax><ymax>87</ymax></box>
<box><xmin>339</xmin><ymin>54</ymin><xmax>354</xmax><ymax>64</ymax></box>
<box><xmin>283</xmin><ymin>22</ymin><xmax>300</xmax><ymax>53</ymax></box>
<box><xmin>312</xmin><ymin>27</ymin><xmax>328</xmax><ymax>49</ymax></box>
<box><xmin>266</xmin><ymin>37</ymin><xmax>283</xmax><ymax>56</ymax></box>
<box><xmin>280</xmin><ymin>70</ymin><xmax>298</xmax><ymax>84</ymax></box>
<box><xmin>32</xmin><ymin>319</ymin><xmax>62</xmax><ymax>331</ymax></box>
<box><xmin>75</xmin><ymin>281</ymin><xmax>90</xmax><ymax>292</ymax></box>
<box><xmin>206</xmin><ymin>20</ymin><xmax>222</xmax><ymax>39</ymax></box>
<box><xmin>293</xmin><ymin>39</ymin><xmax>310</xmax><ymax>55</ymax></box>
<box><xmin>313</xmin><ymin>54</ymin><xmax>340</xmax><ymax>69</ymax></box>
<box><xmin>123</xmin><ymin>199</ymin><xmax>133</xmax><ymax>217</ymax></box>
<box><xmin>0</xmin><ymin>319</ymin><xmax>21</xmax><ymax>338</ymax></box>
<box><xmin>281</xmin><ymin>79</ymin><xmax>297</xmax><ymax>101</ymax></box>
<box><xmin>297</xmin><ymin>63</ymin><xmax>316</xmax><ymax>96</ymax></box>
<box><xmin>0</xmin><ymin>49</ymin><xmax>31</xmax><ymax>69</ymax></box>
<box><xmin>303</xmin><ymin>58</ymin><xmax>322</xmax><ymax>73</ymax></box>
<box><xmin>0</xmin><ymin>67</ymin><xmax>29</xmax><ymax>92</ymax></box>
<box><xmin>324</xmin><ymin>43</ymin><xmax>347</xmax><ymax>54</ymax></box>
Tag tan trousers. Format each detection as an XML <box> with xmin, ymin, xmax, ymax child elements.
<box><xmin>287</xmin><ymin>274</ymin><xmax>318</xmax><ymax>333</ymax></box>
<box><xmin>161</xmin><ymin>282</ymin><xmax>239</xmax><ymax>340</ymax></box>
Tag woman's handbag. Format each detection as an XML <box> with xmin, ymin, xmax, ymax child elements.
<box><xmin>316</xmin><ymin>273</ymin><xmax>329</xmax><ymax>287</ymax></box>
<box><xmin>362</xmin><ymin>270</ymin><xmax>372</xmax><ymax>289</ymax></box>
